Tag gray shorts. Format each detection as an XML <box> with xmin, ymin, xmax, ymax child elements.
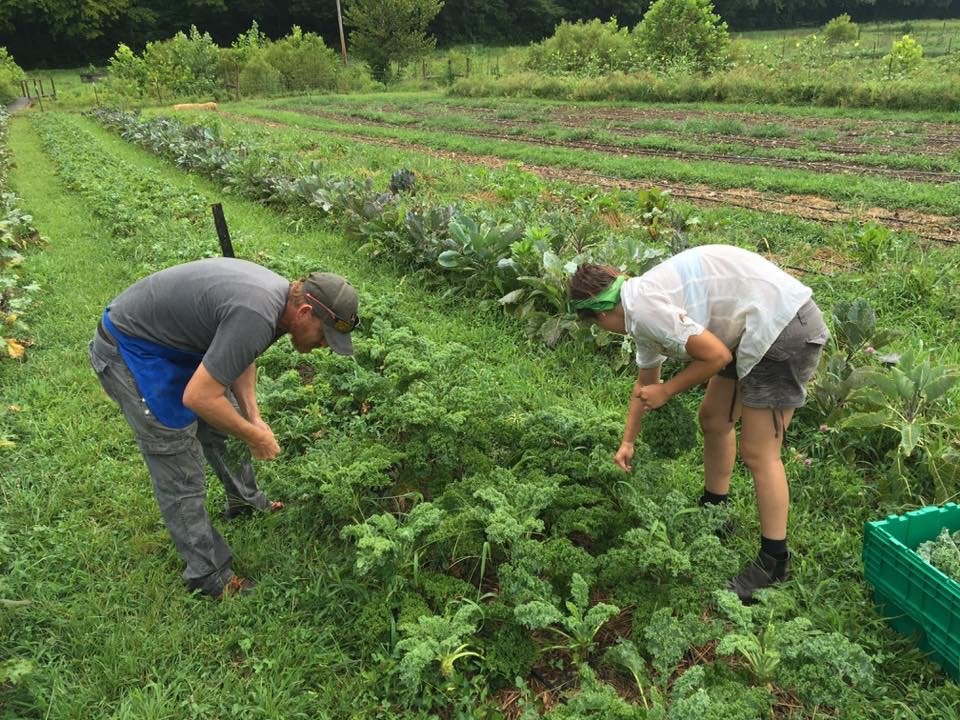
<box><xmin>718</xmin><ymin>299</ymin><xmax>829</xmax><ymax>409</ymax></box>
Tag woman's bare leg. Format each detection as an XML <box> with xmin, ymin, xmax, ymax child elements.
<box><xmin>699</xmin><ymin>375</ymin><xmax>741</xmax><ymax>496</ymax></box>
<box><xmin>739</xmin><ymin>406</ymin><xmax>795</xmax><ymax>540</ymax></box>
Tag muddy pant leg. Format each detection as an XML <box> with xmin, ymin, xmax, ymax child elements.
<box><xmin>89</xmin><ymin>332</ymin><xmax>235</xmax><ymax>596</ymax></box>
<box><xmin>196</xmin><ymin>418</ymin><xmax>267</xmax><ymax>515</ymax></box>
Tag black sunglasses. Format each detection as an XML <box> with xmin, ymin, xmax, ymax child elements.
<box><xmin>305</xmin><ymin>292</ymin><xmax>361</xmax><ymax>333</ymax></box>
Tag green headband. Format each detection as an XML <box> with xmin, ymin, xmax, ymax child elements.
<box><xmin>569</xmin><ymin>275</ymin><xmax>626</xmax><ymax>313</ymax></box>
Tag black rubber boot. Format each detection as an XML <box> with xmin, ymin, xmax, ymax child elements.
<box><xmin>727</xmin><ymin>550</ymin><xmax>790</xmax><ymax>603</ymax></box>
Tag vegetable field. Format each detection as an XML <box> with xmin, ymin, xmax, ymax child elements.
<box><xmin>1</xmin><ymin>89</ymin><xmax>959</xmax><ymax>719</ymax></box>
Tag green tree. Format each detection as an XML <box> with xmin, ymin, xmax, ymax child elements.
<box><xmin>0</xmin><ymin>48</ymin><xmax>25</xmax><ymax>103</ymax></box>
<box><xmin>344</xmin><ymin>0</ymin><xmax>444</xmax><ymax>82</ymax></box>
<box><xmin>0</xmin><ymin>0</ymin><xmax>131</xmax><ymax>40</ymax></box>
<box><xmin>822</xmin><ymin>13</ymin><xmax>859</xmax><ymax>45</ymax></box>
<box><xmin>634</xmin><ymin>0</ymin><xmax>730</xmax><ymax>73</ymax></box>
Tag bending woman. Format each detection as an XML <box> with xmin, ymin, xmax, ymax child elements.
<box><xmin>568</xmin><ymin>244</ymin><xmax>828</xmax><ymax>602</ymax></box>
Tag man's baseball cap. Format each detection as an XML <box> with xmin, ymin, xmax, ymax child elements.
<box><xmin>303</xmin><ymin>272</ymin><xmax>359</xmax><ymax>356</ymax></box>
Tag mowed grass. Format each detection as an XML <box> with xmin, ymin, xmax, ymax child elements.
<box><xmin>3</xmin><ymin>108</ymin><xmax>960</xmax><ymax>718</ymax></box>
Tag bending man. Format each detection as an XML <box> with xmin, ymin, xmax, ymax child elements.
<box><xmin>89</xmin><ymin>258</ymin><xmax>360</xmax><ymax>598</ymax></box>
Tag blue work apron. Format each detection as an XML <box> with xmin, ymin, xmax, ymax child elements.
<box><xmin>102</xmin><ymin>310</ymin><xmax>206</xmax><ymax>429</ymax></box>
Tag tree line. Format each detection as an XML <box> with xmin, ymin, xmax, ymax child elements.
<box><xmin>1</xmin><ymin>0</ymin><xmax>958</xmax><ymax>68</ymax></box>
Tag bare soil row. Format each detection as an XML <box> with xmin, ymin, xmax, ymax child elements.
<box><xmin>288</xmin><ymin>106</ymin><xmax>960</xmax><ymax>185</ymax></box>
<box><xmin>226</xmin><ymin>111</ymin><xmax>959</xmax><ymax>250</ymax></box>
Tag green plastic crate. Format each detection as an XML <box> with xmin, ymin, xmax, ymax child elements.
<box><xmin>863</xmin><ymin>503</ymin><xmax>960</xmax><ymax>680</ymax></box>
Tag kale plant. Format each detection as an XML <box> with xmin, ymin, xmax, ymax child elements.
<box><xmin>393</xmin><ymin>600</ymin><xmax>484</xmax><ymax>692</ymax></box>
<box><xmin>341</xmin><ymin>502</ymin><xmax>446</xmax><ymax>590</ymax></box>
<box><xmin>917</xmin><ymin>527</ymin><xmax>960</xmax><ymax>583</ymax></box>
<box><xmin>641</xmin><ymin>398</ymin><xmax>698</xmax><ymax>460</ymax></box>
<box><xmin>514</xmin><ymin>573</ymin><xmax>620</xmax><ymax>664</ymax></box>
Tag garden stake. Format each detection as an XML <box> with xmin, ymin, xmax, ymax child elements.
<box><xmin>211</xmin><ymin>203</ymin><xmax>235</xmax><ymax>258</ymax></box>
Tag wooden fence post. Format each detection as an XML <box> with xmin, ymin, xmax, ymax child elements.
<box><xmin>33</xmin><ymin>80</ymin><xmax>44</xmax><ymax>111</ymax></box>
<box><xmin>49</xmin><ymin>76</ymin><xmax>57</xmax><ymax>99</ymax></box>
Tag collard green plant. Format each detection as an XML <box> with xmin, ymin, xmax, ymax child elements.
<box><xmin>437</xmin><ymin>213</ymin><xmax>523</xmax><ymax>294</ymax></box>
<box><xmin>841</xmin><ymin>349</ymin><xmax>960</xmax><ymax>499</ymax></box>
<box><xmin>499</xmin><ymin>248</ymin><xmax>581</xmax><ymax>346</ymax></box>
<box><xmin>831</xmin><ymin>297</ymin><xmax>899</xmax><ymax>362</ymax></box>
<box><xmin>635</xmin><ymin>188</ymin><xmax>699</xmax><ymax>254</ymax></box>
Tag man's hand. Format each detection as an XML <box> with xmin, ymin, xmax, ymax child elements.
<box><xmin>248</xmin><ymin>420</ymin><xmax>280</xmax><ymax>460</ymax></box>
<box><xmin>614</xmin><ymin>441</ymin><xmax>635</xmax><ymax>472</ymax></box>
<box><xmin>637</xmin><ymin>383</ymin><xmax>671</xmax><ymax>411</ymax></box>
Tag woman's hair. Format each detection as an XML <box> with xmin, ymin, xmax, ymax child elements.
<box><xmin>568</xmin><ymin>263</ymin><xmax>624</xmax><ymax>318</ymax></box>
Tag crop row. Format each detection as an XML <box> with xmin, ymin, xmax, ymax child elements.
<box><xmin>90</xmin><ymin>108</ymin><xmax>703</xmax><ymax>361</ymax></box>
<box><xmin>0</xmin><ymin>109</ymin><xmax>43</xmax><ymax>363</ymax></box>
<box><xmin>89</xmin><ymin>108</ymin><xmax>960</xmax><ymax>506</ymax></box>
<box><xmin>235</xmin><ymin>100</ymin><xmax>960</xmax><ymax>218</ymax></box>
<box><xmin>270</xmin><ymin>99</ymin><xmax>960</xmax><ymax>178</ymax></box>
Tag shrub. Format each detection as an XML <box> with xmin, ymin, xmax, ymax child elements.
<box><xmin>823</xmin><ymin>14</ymin><xmax>859</xmax><ymax>45</ymax></box>
<box><xmin>230</xmin><ymin>20</ymin><xmax>269</xmax><ymax>65</ymax></box>
<box><xmin>633</xmin><ymin>0</ymin><xmax>730</xmax><ymax>74</ymax></box>
<box><xmin>883</xmin><ymin>34</ymin><xmax>924</xmax><ymax>77</ymax></box>
<box><xmin>0</xmin><ymin>48</ymin><xmax>24</xmax><ymax>103</ymax></box>
<box><xmin>142</xmin><ymin>26</ymin><xmax>220</xmax><ymax>97</ymax></box>
<box><xmin>239</xmin><ymin>52</ymin><xmax>282</xmax><ymax>96</ymax></box>
<box><xmin>262</xmin><ymin>26</ymin><xmax>339</xmax><ymax>92</ymax></box>
<box><xmin>108</xmin><ymin>43</ymin><xmax>148</xmax><ymax>98</ymax></box>
<box><xmin>526</xmin><ymin>18</ymin><xmax>637</xmax><ymax>76</ymax></box>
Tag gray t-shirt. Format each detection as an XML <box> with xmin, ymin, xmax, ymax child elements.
<box><xmin>108</xmin><ymin>258</ymin><xmax>289</xmax><ymax>387</ymax></box>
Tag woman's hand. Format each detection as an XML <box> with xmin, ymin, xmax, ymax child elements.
<box><xmin>614</xmin><ymin>441</ymin><xmax>635</xmax><ymax>472</ymax></box>
<box><xmin>637</xmin><ymin>383</ymin><xmax>671</xmax><ymax>411</ymax></box>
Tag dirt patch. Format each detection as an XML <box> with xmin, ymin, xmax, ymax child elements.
<box><xmin>283</xmin><ymin>106</ymin><xmax>960</xmax><ymax>184</ymax></box>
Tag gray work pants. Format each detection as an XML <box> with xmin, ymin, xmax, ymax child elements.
<box><xmin>88</xmin><ymin>329</ymin><xmax>268</xmax><ymax>596</ymax></box>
